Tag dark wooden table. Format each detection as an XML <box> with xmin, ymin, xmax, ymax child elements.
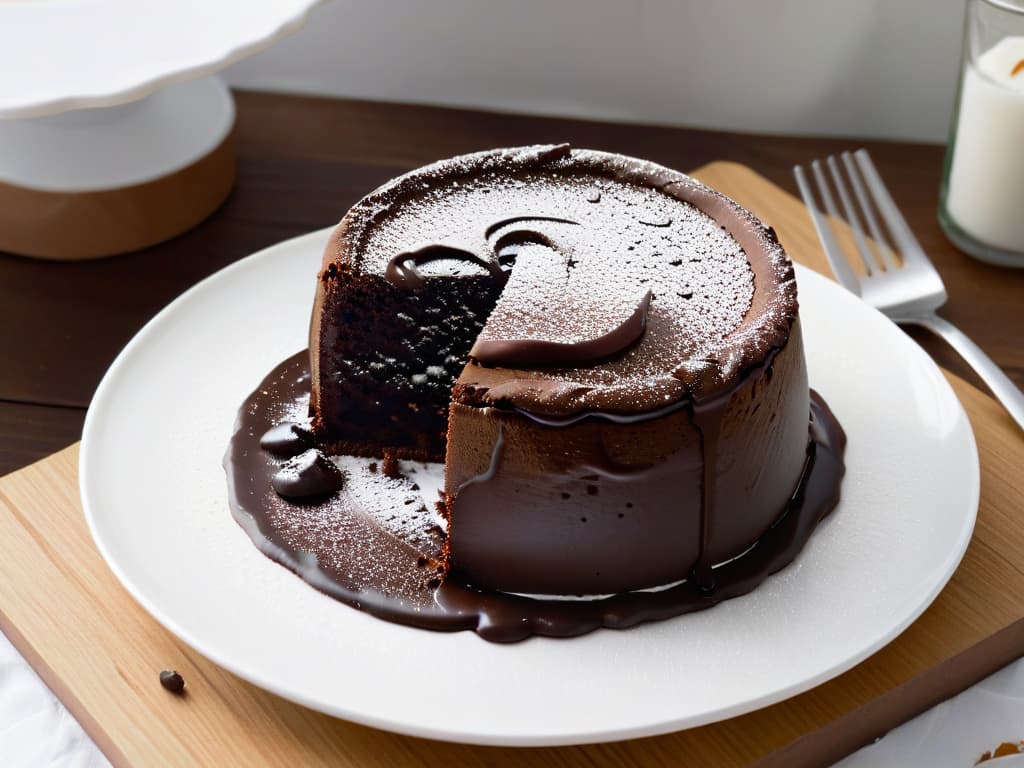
<box><xmin>2</xmin><ymin>90</ymin><xmax>1022</xmax><ymax>477</ymax></box>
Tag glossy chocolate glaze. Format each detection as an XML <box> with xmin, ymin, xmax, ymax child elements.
<box><xmin>271</xmin><ymin>448</ymin><xmax>345</xmax><ymax>500</ymax></box>
<box><xmin>226</xmin><ymin>350</ymin><xmax>846</xmax><ymax>643</ymax></box>
<box><xmin>382</xmin><ymin>212</ymin><xmax>654</xmax><ymax>369</ymax></box>
<box><xmin>384</xmin><ymin>244</ymin><xmax>508</xmax><ymax>290</ymax></box>
<box><xmin>259</xmin><ymin>422</ymin><xmax>314</xmax><ymax>456</ymax></box>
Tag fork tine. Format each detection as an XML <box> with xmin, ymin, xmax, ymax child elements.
<box><xmin>809</xmin><ymin>159</ymin><xmax>873</xmax><ymax>277</ymax></box>
<box><xmin>853</xmin><ymin>150</ymin><xmax>930</xmax><ymax>267</ymax></box>
<box><xmin>825</xmin><ymin>154</ymin><xmax>882</xmax><ymax>274</ymax></box>
<box><xmin>841</xmin><ymin>152</ymin><xmax>900</xmax><ymax>270</ymax></box>
<box><xmin>794</xmin><ymin>163</ymin><xmax>862</xmax><ymax>295</ymax></box>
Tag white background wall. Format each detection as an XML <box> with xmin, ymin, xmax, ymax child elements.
<box><xmin>224</xmin><ymin>0</ymin><xmax>966</xmax><ymax>143</ymax></box>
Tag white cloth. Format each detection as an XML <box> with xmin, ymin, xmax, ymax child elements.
<box><xmin>0</xmin><ymin>631</ymin><xmax>108</xmax><ymax>768</ymax></box>
<box><xmin>837</xmin><ymin>657</ymin><xmax>1024</xmax><ymax>767</ymax></box>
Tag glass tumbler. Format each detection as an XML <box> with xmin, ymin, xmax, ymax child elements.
<box><xmin>939</xmin><ymin>0</ymin><xmax>1024</xmax><ymax>266</ymax></box>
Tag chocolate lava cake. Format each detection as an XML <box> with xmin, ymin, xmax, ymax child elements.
<box><xmin>305</xmin><ymin>144</ymin><xmax>832</xmax><ymax>597</ymax></box>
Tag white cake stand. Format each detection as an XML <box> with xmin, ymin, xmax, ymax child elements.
<box><xmin>0</xmin><ymin>0</ymin><xmax>324</xmax><ymax>260</ymax></box>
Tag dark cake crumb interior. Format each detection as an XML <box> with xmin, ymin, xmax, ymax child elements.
<box><xmin>317</xmin><ymin>262</ymin><xmax>504</xmax><ymax>460</ymax></box>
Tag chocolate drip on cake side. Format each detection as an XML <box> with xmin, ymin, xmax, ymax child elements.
<box><xmin>691</xmin><ymin>402</ymin><xmax>723</xmax><ymax>593</ymax></box>
<box><xmin>466</xmin><ymin>347</ymin><xmax>784</xmax><ymax>597</ymax></box>
<box><xmin>501</xmin><ymin>396</ymin><xmax>723</xmax><ymax>595</ymax></box>
<box><xmin>225</xmin><ymin>351</ymin><xmax>845</xmax><ymax>643</ymax></box>
<box><xmin>685</xmin><ymin>352</ymin><xmax>780</xmax><ymax>593</ymax></box>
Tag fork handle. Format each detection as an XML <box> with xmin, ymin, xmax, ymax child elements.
<box><xmin>900</xmin><ymin>313</ymin><xmax>1024</xmax><ymax>432</ymax></box>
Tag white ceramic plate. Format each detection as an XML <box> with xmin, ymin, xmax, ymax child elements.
<box><xmin>0</xmin><ymin>0</ymin><xmax>323</xmax><ymax>119</ymax></box>
<box><xmin>80</xmin><ymin>229</ymin><xmax>979</xmax><ymax>747</ymax></box>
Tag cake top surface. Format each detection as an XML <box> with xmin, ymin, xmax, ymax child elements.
<box><xmin>319</xmin><ymin>145</ymin><xmax>797</xmax><ymax>416</ymax></box>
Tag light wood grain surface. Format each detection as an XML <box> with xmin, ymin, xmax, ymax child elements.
<box><xmin>0</xmin><ymin>163</ymin><xmax>1019</xmax><ymax>768</ymax></box>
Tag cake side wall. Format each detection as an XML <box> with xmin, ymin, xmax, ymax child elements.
<box><xmin>444</xmin><ymin>321</ymin><xmax>811</xmax><ymax>596</ymax></box>
<box><xmin>445</xmin><ymin>401</ymin><xmax>705</xmax><ymax>595</ymax></box>
<box><xmin>708</xmin><ymin>321</ymin><xmax>810</xmax><ymax>564</ymax></box>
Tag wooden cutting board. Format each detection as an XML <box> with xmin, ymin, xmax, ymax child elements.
<box><xmin>1</xmin><ymin>163</ymin><xmax>1021</xmax><ymax>768</ymax></box>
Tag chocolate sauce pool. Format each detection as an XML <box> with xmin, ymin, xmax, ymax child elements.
<box><xmin>225</xmin><ymin>350</ymin><xmax>846</xmax><ymax>643</ymax></box>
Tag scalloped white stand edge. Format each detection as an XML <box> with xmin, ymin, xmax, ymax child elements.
<box><xmin>0</xmin><ymin>0</ymin><xmax>323</xmax><ymax>260</ymax></box>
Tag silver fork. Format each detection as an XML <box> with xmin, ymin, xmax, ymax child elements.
<box><xmin>794</xmin><ymin>149</ymin><xmax>1024</xmax><ymax>431</ymax></box>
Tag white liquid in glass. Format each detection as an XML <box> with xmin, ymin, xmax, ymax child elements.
<box><xmin>945</xmin><ymin>36</ymin><xmax>1024</xmax><ymax>253</ymax></box>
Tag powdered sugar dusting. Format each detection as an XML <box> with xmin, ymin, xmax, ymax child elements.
<box><xmin>326</xmin><ymin>146</ymin><xmax>797</xmax><ymax>414</ymax></box>
<box><xmin>231</xmin><ymin>359</ymin><xmax>445</xmax><ymax>601</ymax></box>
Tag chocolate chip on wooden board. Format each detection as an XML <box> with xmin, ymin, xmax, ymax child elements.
<box><xmin>159</xmin><ymin>670</ymin><xmax>185</xmax><ymax>695</ymax></box>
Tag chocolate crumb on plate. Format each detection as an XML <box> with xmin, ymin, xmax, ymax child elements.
<box><xmin>381</xmin><ymin>449</ymin><xmax>401</xmax><ymax>478</ymax></box>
